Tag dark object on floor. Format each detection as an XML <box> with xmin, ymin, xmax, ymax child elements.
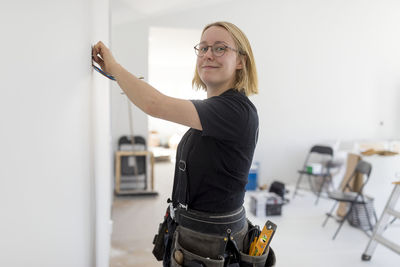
<box><xmin>250</xmin><ymin>193</ymin><xmax>283</xmax><ymax>216</ymax></box>
<box><xmin>269</xmin><ymin>181</ymin><xmax>289</xmax><ymax>204</ymax></box>
<box><xmin>266</xmin><ymin>197</ymin><xmax>283</xmax><ymax>216</ymax></box>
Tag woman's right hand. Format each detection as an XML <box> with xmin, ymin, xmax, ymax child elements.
<box><xmin>92</xmin><ymin>41</ymin><xmax>118</xmax><ymax>76</ymax></box>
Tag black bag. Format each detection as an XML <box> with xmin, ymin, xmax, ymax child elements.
<box><xmin>269</xmin><ymin>181</ymin><xmax>289</xmax><ymax>204</ymax></box>
<box><xmin>152</xmin><ymin>215</ymin><xmax>168</xmax><ymax>261</ymax></box>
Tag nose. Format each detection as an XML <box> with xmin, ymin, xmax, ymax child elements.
<box><xmin>204</xmin><ymin>47</ymin><xmax>214</xmax><ymax>59</ymax></box>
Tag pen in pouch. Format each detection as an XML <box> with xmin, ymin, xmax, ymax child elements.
<box><xmin>249</xmin><ymin>235</ymin><xmax>258</xmax><ymax>255</ymax></box>
<box><xmin>244</xmin><ymin>225</ymin><xmax>260</xmax><ymax>254</ymax></box>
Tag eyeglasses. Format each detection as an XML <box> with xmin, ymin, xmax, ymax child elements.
<box><xmin>194</xmin><ymin>43</ymin><xmax>243</xmax><ymax>57</ymax></box>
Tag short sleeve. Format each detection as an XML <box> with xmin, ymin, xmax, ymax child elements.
<box><xmin>191</xmin><ymin>93</ymin><xmax>251</xmax><ymax>141</ymax></box>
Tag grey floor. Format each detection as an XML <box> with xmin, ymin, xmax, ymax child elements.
<box><xmin>110</xmin><ymin>161</ymin><xmax>400</xmax><ymax>267</ymax></box>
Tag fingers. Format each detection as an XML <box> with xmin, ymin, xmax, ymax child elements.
<box><xmin>93</xmin><ymin>56</ymin><xmax>105</xmax><ymax>70</ymax></box>
<box><xmin>92</xmin><ymin>41</ymin><xmax>107</xmax><ymax>70</ymax></box>
<box><xmin>92</xmin><ymin>41</ymin><xmax>105</xmax><ymax>62</ymax></box>
<box><xmin>92</xmin><ymin>41</ymin><xmax>117</xmax><ymax>74</ymax></box>
<box><xmin>92</xmin><ymin>45</ymin><xmax>97</xmax><ymax>61</ymax></box>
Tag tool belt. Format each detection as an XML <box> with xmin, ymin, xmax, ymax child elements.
<box><xmin>175</xmin><ymin>206</ymin><xmax>246</xmax><ymax>236</ymax></box>
<box><xmin>153</xmin><ymin>204</ymin><xmax>275</xmax><ymax>267</ymax></box>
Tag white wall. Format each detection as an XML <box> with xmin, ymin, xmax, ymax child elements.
<box><xmin>0</xmin><ymin>1</ymin><xmax>112</xmax><ymax>267</ymax></box>
<box><xmin>92</xmin><ymin>1</ymin><xmax>113</xmax><ymax>266</ymax></box>
<box><xmin>112</xmin><ymin>0</ymin><xmax>400</xmax><ymax>185</ymax></box>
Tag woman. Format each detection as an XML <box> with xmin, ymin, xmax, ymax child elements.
<box><xmin>93</xmin><ymin>21</ymin><xmax>272</xmax><ymax>267</ymax></box>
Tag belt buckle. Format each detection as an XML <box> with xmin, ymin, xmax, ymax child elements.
<box><xmin>178</xmin><ymin>203</ymin><xmax>188</xmax><ymax>210</ymax></box>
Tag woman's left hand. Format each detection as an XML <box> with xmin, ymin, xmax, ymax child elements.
<box><xmin>92</xmin><ymin>41</ymin><xmax>118</xmax><ymax>76</ymax></box>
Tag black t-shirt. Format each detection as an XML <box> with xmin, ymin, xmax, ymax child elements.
<box><xmin>171</xmin><ymin>89</ymin><xmax>259</xmax><ymax>213</ymax></box>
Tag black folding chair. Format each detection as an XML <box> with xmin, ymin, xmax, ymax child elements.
<box><xmin>293</xmin><ymin>145</ymin><xmax>335</xmax><ymax>204</ymax></box>
<box><xmin>322</xmin><ymin>160</ymin><xmax>377</xmax><ymax>240</ymax></box>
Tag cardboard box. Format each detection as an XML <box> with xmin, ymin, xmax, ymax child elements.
<box><xmin>250</xmin><ymin>192</ymin><xmax>283</xmax><ymax>217</ymax></box>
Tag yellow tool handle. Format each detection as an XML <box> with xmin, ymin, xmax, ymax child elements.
<box><xmin>249</xmin><ymin>220</ymin><xmax>277</xmax><ymax>256</ymax></box>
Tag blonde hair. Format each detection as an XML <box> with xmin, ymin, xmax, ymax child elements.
<box><xmin>192</xmin><ymin>21</ymin><xmax>258</xmax><ymax>96</ymax></box>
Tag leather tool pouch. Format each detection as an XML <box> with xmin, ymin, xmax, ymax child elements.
<box><xmin>171</xmin><ymin>227</ymin><xmax>225</xmax><ymax>267</ymax></box>
<box><xmin>152</xmin><ymin>213</ymin><xmax>168</xmax><ymax>261</ymax></box>
<box><xmin>169</xmin><ymin>221</ymin><xmax>275</xmax><ymax>267</ymax></box>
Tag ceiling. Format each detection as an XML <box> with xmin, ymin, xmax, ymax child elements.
<box><xmin>111</xmin><ymin>0</ymin><xmax>232</xmax><ymax>25</ymax></box>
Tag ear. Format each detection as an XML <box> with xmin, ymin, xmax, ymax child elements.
<box><xmin>236</xmin><ymin>55</ymin><xmax>246</xmax><ymax>70</ymax></box>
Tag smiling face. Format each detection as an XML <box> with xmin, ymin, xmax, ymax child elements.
<box><xmin>196</xmin><ymin>26</ymin><xmax>243</xmax><ymax>94</ymax></box>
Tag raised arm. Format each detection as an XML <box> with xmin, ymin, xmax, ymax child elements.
<box><xmin>92</xmin><ymin>41</ymin><xmax>202</xmax><ymax>130</ymax></box>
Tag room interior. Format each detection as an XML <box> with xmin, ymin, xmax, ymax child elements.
<box><xmin>1</xmin><ymin>1</ymin><xmax>399</xmax><ymax>267</ymax></box>
<box><xmin>109</xmin><ymin>1</ymin><xmax>400</xmax><ymax>266</ymax></box>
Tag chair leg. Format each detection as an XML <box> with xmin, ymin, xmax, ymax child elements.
<box><xmin>322</xmin><ymin>201</ymin><xmax>338</xmax><ymax>227</ymax></box>
<box><xmin>293</xmin><ymin>173</ymin><xmax>304</xmax><ymax>199</ymax></box>
<box><xmin>332</xmin><ymin>204</ymin><xmax>353</xmax><ymax>240</ymax></box>
<box><xmin>315</xmin><ymin>175</ymin><xmax>326</xmax><ymax>205</ymax></box>
<box><xmin>373</xmin><ymin>210</ymin><xmax>379</xmax><ymax>224</ymax></box>
<box><xmin>315</xmin><ymin>174</ymin><xmax>332</xmax><ymax>205</ymax></box>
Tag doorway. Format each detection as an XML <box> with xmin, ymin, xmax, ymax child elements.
<box><xmin>147</xmin><ymin>26</ymin><xmax>205</xmax><ymax>157</ymax></box>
